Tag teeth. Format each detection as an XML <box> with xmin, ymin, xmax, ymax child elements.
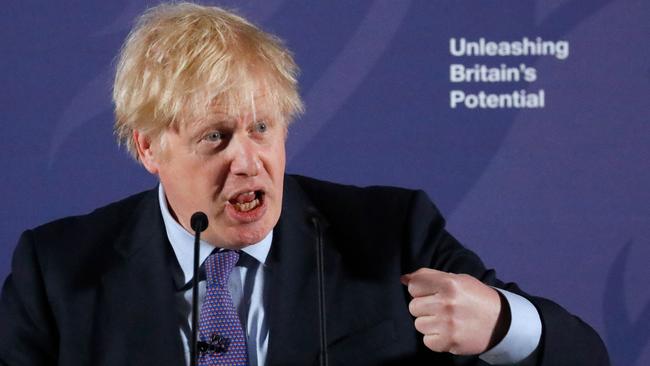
<box><xmin>234</xmin><ymin>198</ymin><xmax>259</xmax><ymax>212</ymax></box>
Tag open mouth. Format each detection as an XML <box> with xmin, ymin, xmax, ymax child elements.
<box><xmin>229</xmin><ymin>190</ymin><xmax>265</xmax><ymax>212</ymax></box>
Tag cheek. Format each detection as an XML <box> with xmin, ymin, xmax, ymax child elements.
<box><xmin>269</xmin><ymin>138</ymin><xmax>287</xmax><ymax>175</ymax></box>
<box><xmin>160</xmin><ymin>160</ymin><xmax>220</xmax><ymax>206</ymax></box>
<box><xmin>183</xmin><ymin>152</ymin><xmax>228</xmax><ymax>184</ymax></box>
<box><xmin>274</xmin><ymin>154</ymin><xmax>286</xmax><ymax>178</ymax></box>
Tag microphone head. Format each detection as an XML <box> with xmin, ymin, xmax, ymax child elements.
<box><xmin>190</xmin><ymin>212</ymin><xmax>209</xmax><ymax>233</ymax></box>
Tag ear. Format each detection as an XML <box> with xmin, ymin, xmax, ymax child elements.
<box><xmin>133</xmin><ymin>130</ymin><xmax>160</xmax><ymax>175</ymax></box>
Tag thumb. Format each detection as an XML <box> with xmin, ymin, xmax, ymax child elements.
<box><xmin>400</xmin><ymin>273</ymin><xmax>412</xmax><ymax>286</ymax></box>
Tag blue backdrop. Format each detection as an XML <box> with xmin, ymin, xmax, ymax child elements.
<box><xmin>1</xmin><ymin>1</ymin><xmax>648</xmax><ymax>364</ymax></box>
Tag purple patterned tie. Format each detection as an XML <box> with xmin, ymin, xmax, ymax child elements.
<box><xmin>198</xmin><ymin>250</ymin><xmax>249</xmax><ymax>365</ymax></box>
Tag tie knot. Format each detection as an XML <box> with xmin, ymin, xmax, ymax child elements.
<box><xmin>204</xmin><ymin>250</ymin><xmax>239</xmax><ymax>288</ymax></box>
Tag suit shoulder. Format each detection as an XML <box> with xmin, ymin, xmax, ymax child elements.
<box><xmin>27</xmin><ymin>189</ymin><xmax>157</xmax><ymax>249</ymax></box>
<box><xmin>287</xmin><ymin>174</ymin><xmax>436</xmax><ymax>220</ymax></box>
<box><xmin>288</xmin><ymin>174</ymin><xmax>419</xmax><ymax>197</ymax></box>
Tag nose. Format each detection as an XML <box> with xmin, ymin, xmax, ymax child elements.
<box><xmin>228</xmin><ymin>134</ymin><xmax>260</xmax><ymax>177</ymax></box>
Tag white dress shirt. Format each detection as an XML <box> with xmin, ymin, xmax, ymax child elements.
<box><xmin>158</xmin><ymin>185</ymin><xmax>270</xmax><ymax>366</ymax></box>
<box><xmin>158</xmin><ymin>184</ymin><xmax>541</xmax><ymax>365</ymax></box>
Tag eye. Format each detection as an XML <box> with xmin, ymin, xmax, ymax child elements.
<box><xmin>253</xmin><ymin>120</ymin><xmax>268</xmax><ymax>133</ymax></box>
<box><xmin>203</xmin><ymin>131</ymin><xmax>222</xmax><ymax>142</ymax></box>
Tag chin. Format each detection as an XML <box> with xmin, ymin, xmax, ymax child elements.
<box><xmin>235</xmin><ymin>227</ymin><xmax>270</xmax><ymax>246</ymax></box>
<box><xmin>216</xmin><ymin>225</ymin><xmax>271</xmax><ymax>248</ymax></box>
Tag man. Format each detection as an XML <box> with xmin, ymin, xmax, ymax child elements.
<box><xmin>0</xmin><ymin>3</ymin><xmax>608</xmax><ymax>365</ymax></box>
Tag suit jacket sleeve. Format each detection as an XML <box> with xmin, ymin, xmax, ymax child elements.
<box><xmin>0</xmin><ymin>230</ymin><xmax>58</xmax><ymax>365</ymax></box>
<box><xmin>401</xmin><ymin>189</ymin><xmax>609</xmax><ymax>366</ymax></box>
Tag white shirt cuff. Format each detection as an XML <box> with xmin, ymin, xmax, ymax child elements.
<box><xmin>479</xmin><ymin>288</ymin><xmax>542</xmax><ymax>364</ymax></box>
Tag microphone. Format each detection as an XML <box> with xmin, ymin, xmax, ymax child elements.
<box><xmin>310</xmin><ymin>210</ymin><xmax>329</xmax><ymax>366</ymax></box>
<box><xmin>190</xmin><ymin>212</ymin><xmax>208</xmax><ymax>366</ymax></box>
<box><xmin>191</xmin><ymin>212</ymin><xmax>208</xmax><ymax>232</ymax></box>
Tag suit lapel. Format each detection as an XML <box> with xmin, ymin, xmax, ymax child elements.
<box><xmin>266</xmin><ymin>176</ymin><xmax>339</xmax><ymax>366</ymax></box>
<box><xmin>92</xmin><ymin>189</ymin><xmax>185</xmax><ymax>366</ymax></box>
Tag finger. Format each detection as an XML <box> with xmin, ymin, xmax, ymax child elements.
<box><xmin>405</xmin><ymin>269</ymin><xmax>452</xmax><ymax>297</ymax></box>
<box><xmin>400</xmin><ymin>274</ymin><xmax>411</xmax><ymax>286</ymax></box>
<box><xmin>408</xmin><ymin>295</ymin><xmax>445</xmax><ymax>317</ymax></box>
<box><xmin>414</xmin><ymin>315</ymin><xmax>441</xmax><ymax>335</ymax></box>
<box><xmin>407</xmin><ymin>267</ymin><xmax>444</xmax><ymax>278</ymax></box>
<box><xmin>423</xmin><ymin>334</ymin><xmax>455</xmax><ymax>354</ymax></box>
<box><xmin>400</xmin><ymin>267</ymin><xmax>443</xmax><ymax>285</ymax></box>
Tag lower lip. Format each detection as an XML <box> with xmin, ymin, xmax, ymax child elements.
<box><xmin>225</xmin><ymin>198</ymin><xmax>267</xmax><ymax>223</ymax></box>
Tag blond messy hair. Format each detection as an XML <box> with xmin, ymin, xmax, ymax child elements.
<box><xmin>113</xmin><ymin>2</ymin><xmax>304</xmax><ymax>160</ymax></box>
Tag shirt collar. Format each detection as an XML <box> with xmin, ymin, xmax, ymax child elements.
<box><xmin>158</xmin><ymin>184</ymin><xmax>272</xmax><ymax>285</ymax></box>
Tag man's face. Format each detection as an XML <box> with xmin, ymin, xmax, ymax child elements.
<box><xmin>137</xmin><ymin>95</ymin><xmax>286</xmax><ymax>249</ymax></box>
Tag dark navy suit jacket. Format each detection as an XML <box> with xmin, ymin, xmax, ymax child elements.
<box><xmin>0</xmin><ymin>175</ymin><xmax>609</xmax><ymax>365</ymax></box>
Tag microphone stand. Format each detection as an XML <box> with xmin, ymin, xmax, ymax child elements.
<box><xmin>312</xmin><ymin>215</ymin><xmax>329</xmax><ymax>366</ymax></box>
<box><xmin>190</xmin><ymin>212</ymin><xmax>208</xmax><ymax>366</ymax></box>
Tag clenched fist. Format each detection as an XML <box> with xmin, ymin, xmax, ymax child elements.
<box><xmin>401</xmin><ymin>268</ymin><xmax>509</xmax><ymax>355</ymax></box>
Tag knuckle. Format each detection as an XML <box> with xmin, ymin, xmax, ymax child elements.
<box><xmin>445</xmin><ymin>276</ymin><xmax>459</xmax><ymax>293</ymax></box>
<box><xmin>457</xmin><ymin>273</ymin><xmax>477</xmax><ymax>288</ymax></box>
<box><xmin>446</xmin><ymin>317</ymin><xmax>456</xmax><ymax>331</ymax></box>
<box><xmin>442</xmin><ymin>298</ymin><xmax>456</xmax><ymax>316</ymax></box>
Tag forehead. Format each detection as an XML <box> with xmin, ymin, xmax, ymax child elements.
<box><xmin>209</xmin><ymin>92</ymin><xmax>278</xmax><ymax>118</ymax></box>
<box><xmin>190</xmin><ymin>76</ymin><xmax>285</xmax><ymax>117</ymax></box>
